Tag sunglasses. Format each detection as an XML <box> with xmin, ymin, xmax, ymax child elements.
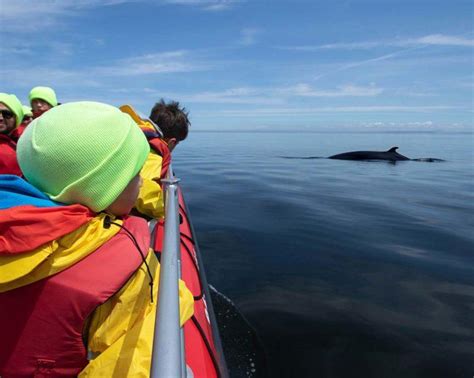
<box><xmin>0</xmin><ymin>110</ymin><xmax>14</xmax><ymax>120</ymax></box>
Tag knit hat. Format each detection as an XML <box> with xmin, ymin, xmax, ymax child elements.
<box><xmin>0</xmin><ymin>93</ymin><xmax>24</xmax><ymax>127</ymax></box>
<box><xmin>17</xmin><ymin>101</ymin><xmax>150</xmax><ymax>212</ymax></box>
<box><xmin>29</xmin><ymin>86</ymin><xmax>58</xmax><ymax>107</ymax></box>
<box><xmin>22</xmin><ymin>105</ymin><xmax>33</xmax><ymax>117</ymax></box>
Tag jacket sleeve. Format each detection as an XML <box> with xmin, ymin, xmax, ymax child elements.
<box><xmin>79</xmin><ymin>250</ymin><xmax>194</xmax><ymax>377</ymax></box>
<box><xmin>135</xmin><ymin>151</ymin><xmax>165</xmax><ymax>219</ymax></box>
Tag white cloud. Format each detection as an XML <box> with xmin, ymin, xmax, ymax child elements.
<box><xmin>145</xmin><ymin>87</ymin><xmax>283</xmax><ymax>104</ymax></box>
<box><xmin>163</xmin><ymin>0</ymin><xmax>241</xmax><ymax>11</ymax></box>
<box><xmin>97</xmin><ymin>51</ymin><xmax>209</xmax><ymax>76</ymax></box>
<box><xmin>312</xmin><ymin>46</ymin><xmax>425</xmax><ymax>80</ymax></box>
<box><xmin>411</xmin><ymin>34</ymin><xmax>474</xmax><ymax>47</ymax></box>
<box><xmin>152</xmin><ymin>83</ymin><xmax>384</xmax><ymax>105</ymax></box>
<box><xmin>279</xmin><ymin>83</ymin><xmax>383</xmax><ymax>97</ymax></box>
<box><xmin>361</xmin><ymin>121</ymin><xmax>435</xmax><ymax>129</ymax></box>
<box><xmin>213</xmin><ymin>105</ymin><xmax>465</xmax><ymax>116</ymax></box>
<box><xmin>0</xmin><ymin>0</ymin><xmax>140</xmax><ymax>32</ymax></box>
<box><xmin>0</xmin><ymin>50</ymin><xmax>208</xmax><ymax>90</ymax></box>
<box><xmin>0</xmin><ymin>0</ymin><xmax>239</xmax><ymax>32</ymax></box>
<box><xmin>281</xmin><ymin>34</ymin><xmax>474</xmax><ymax>51</ymax></box>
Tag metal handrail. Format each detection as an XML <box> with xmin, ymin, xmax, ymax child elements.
<box><xmin>150</xmin><ymin>168</ymin><xmax>185</xmax><ymax>378</ymax></box>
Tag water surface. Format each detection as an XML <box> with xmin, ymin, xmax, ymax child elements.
<box><xmin>174</xmin><ymin>131</ymin><xmax>474</xmax><ymax>378</ymax></box>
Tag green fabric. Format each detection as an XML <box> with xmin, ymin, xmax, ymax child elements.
<box><xmin>29</xmin><ymin>86</ymin><xmax>58</xmax><ymax>107</ymax></box>
<box><xmin>0</xmin><ymin>93</ymin><xmax>24</xmax><ymax>126</ymax></box>
<box><xmin>22</xmin><ymin>105</ymin><xmax>33</xmax><ymax>117</ymax></box>
<box><xmin>17</xmin><ymin>101</ymin><xmax>150</xmax><ymax>212</ymax></box>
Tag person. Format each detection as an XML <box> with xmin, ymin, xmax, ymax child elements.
<box><xmin>0</xmin><ymin>93</ymin><xmax>24</xmax><ymax>176</ymax></box>
<box><xmin>130</xmin><ymin>99</ymin><xmax>190</xmax><ymax>219</ymax></box>
<box><xmin>29</xmin><ymin>86</ymin><xmax>58</xmax><ymax>118</ymax></box>
<box><xmin>0</xmin><ymin>101</ymin><xmax>194</xmax><ymax>377</ymax></box>
<box><xmin>21</xmin><ymin>105</ymin><xmax>33</xmax><ymax>126</ymax></box>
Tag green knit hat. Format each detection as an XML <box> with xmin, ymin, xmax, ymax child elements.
<box><xmin>0</xmin><ymin>93</ymin><xmax>24</xmax><ymax>126</ymax></box>
<box><xmin>22</xmin><ymin>105</ymin><xmax>33</xmax><ymax>117</ymax></box>
<box><xmin>17</xmin><ymin>101</ymin><xmax>150</xmax><ymax>212</ymax></box>
<box><xmin>29</xmin><ymin>86</ymin><xmax>58</xmax><ymax>107</ymax></box>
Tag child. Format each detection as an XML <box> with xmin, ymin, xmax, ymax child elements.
<box><xmin>0</xmin><ymin>93</ymin><xmax>24</xmax><ymax>176</ymax></box>
<box><xmin>21</xmin><ymin>105</ymin><xmax>33</xmax><ymax>127</ymax></box>
<box><xmin>130</xmin><ymin>99</ymin><xmax>190</xmax><ymax>219</ymax></box>
<box><xmin>0</xmin><ymin>101</ymin><xmax>193</xmax><ymax>377</ymax></box>
<box><xmin>29</xmin><ymin>86</ymin><xmax>58</xmax><ymax>118</ymax></box>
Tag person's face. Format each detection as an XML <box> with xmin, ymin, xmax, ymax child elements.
<box><xmin>31</xmin><ymin>99</ymin><xmax>53</xmax><ymax>114</ymax></box>
<box><xmin>105</xmin><ymin>174</ymin><xmax>143</xmax><ymax>216</ymax></box>
<box><xmin>22</xmin><ymin>116</ymin><xmax>33</xmax><ymax>126</ymax></box>
<box><xmin>0</xmin><ymin>102</ymin><xmax>16</xmax><ymax>134</ymax></box>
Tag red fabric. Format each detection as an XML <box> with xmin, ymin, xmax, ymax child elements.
<box><xmin>0</xmin><ymin>204</ymin><xmax>95</xmax><ymax>254</ymax></box>
<box><xmin>0</xmin><ymin>134</ymin><xmax>21</xmax><ymax>176</ymax></box>
<box><xmin>148</xmin><ymin>138</ymin><xmax>171</xmax><ymax>180</ymax></box>
<box><xmin>0</xmin><ymin>216</ymin><xmax>150</xmax><ymax>378</ymax></box>
<box><xmin>9</xmin><ymin>124</ymin><xmax>27</xmax><ymax>141</ymax></box>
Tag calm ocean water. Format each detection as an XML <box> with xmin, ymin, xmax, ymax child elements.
<box><xmin>173</xmin><ymin>131</ymin><xmax>474</xmax><ymax>378</ymax></box>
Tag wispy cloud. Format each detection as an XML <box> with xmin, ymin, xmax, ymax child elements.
<box><xmin>239</xmin><ymin>28</ymin><xmax>261</xmax><ymax>46</ymax></box>
<box><xmin>0</xmin><ymin>0</ymin><xmax>140</xmax><ymax>32</ymax></box>
<box><xmin>144</xmin><ymin>87</ymin><xmax>283</xmax><ymax>104</ymax></box>
<box><xmin>313</xmin><ymin>45</ymin><xmax>426</xmax><ymax>80</ymax></box>
<box><xmin>153</xmin><ymin>83</ymin><xmax>384</xmax><ymax>105</ymax></box>
<box><xmin>361</xmin><ymin>121</ymin><xmax>435</xmax><ymax>129</ymax></box>
<box><xmin>0</xmin><ymin>0</ymin><xmax>239</xmax><ymax>32</ymax></box>
<box><xmin>281</xmin><ymin>34</ymin><xmax>474</xmax><ymax>51</ymax></box>
<box><xmin>0</xmin><ymin>50</ymin><xmax>208</xmax><ymax>89</ymax></box>
<box><xmin>214</xmin><ymin>105</ymin><xmax>465</xmax><ymax>116</ymax></box>
<box><xmin>277</xmin><ymin>83</ymin><xmax>383</xmax><ymax>97</ymax></box>
<box><xmin>0</xmin><ymin>67</ymin><xmax>102</xmax><ymax>89</ymax></box>
<box><xmin>408</xmin><ymin>34</ymin><xmax>474</xmax><ymax>47</ymax></box>
<box><xmin>163</xmin><ymin>0</ymin><xmax>242</xmax><ymax>11</ymax></box>
<box><xmin>97</xmin><ymin>51</ymin><xmax>209</xmax><ymax>76</ymax></box>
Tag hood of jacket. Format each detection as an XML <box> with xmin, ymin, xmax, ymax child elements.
<box><xmin>0</xmin><ymin>175</ymin><xmax>122</xmax><ymax>292</ymax></box>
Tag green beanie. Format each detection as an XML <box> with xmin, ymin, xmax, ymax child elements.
<box><xmin>22</xmin><ymin>105</ymin><xmax>33</xmax><ymax>117</ymax></box>
<box><xmin>29</xmin><ymin>86</ymin><xmax>58</xmax><ymax>107</ymax></box>
<box><xmin>0</xmin><ymin>93</ymin><xmax>24</xmax><ymax>126</ymax></box>
<box><xmin>17</xmin><ymin>101</ymin><xmax>150</xmax><ymax>212</ymax></box>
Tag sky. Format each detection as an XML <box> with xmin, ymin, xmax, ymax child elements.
<box><xmin>0</xmin><ymin>0</ymin><xmax>473</xmax><ymax>131</ymax></box>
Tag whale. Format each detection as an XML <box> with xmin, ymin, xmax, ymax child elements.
<box><xmin>280</xmin><ymin>147</ymin><xmax>444</xmax><ymax>162</ymax></box>
<box><xmin>329</xmin><ymin>146</ymin><xmax>409</xmax><ymax>161</ymax></box>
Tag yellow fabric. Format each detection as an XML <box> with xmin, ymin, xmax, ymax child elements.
<box><xmin>0</xmin><ymin>210</ymin><xmax>195</xmax><ymax>376</ymax></box>
<box><xmin>135</xmin><ymin>151</ymin><xmax>165</xmax><ymax>219</ymax></box>
<box><xmin>0</xmin><ymin>214</ymin><xmax>121</xmax><ymax>293</ymax></box>
<box><xmin>80</xmin><ymin>251</ymin><xmax>194</xmax><ymax>377</ymax></box>
<box><xmin>119</xmin><ymin>104</ymin><xmax>156</xmax><ymax>133</ymax></box>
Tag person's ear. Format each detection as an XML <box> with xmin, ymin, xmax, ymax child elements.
<box><xmin>167</xmin><ymin>137</ymin><xmax>178</xmax><ymax>151</ymax></box>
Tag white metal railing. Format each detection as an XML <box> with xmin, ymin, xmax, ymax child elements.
<box><xmin>150</xmin><ymin>167</ymin><xmax>186</xmax><ymax>377</ymax></box>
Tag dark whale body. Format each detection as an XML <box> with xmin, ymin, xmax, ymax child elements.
<box><xmin>329</xmin><ymin>147</ymin><xmax>410</xmax><ymax>161</ymax></box>
<box><xmin>279</xmin><ymin>147</ymin><xmax>445</xmax><ymax>162</ymax></box>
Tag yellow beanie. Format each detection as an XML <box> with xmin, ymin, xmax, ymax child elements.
<box><xmin>29</xmin><ymin>86</ymin><xmax>58</xmax><ymax>107</ymax></box>
<box><xmin>17</xmin><ymin>101</ymin><xmax>150</xmax><ymax>212</ymax></box>
<box><xmin>0</xmin><ymin>93</ymin><xmax>24</xmax><ymax>126</ymax></box>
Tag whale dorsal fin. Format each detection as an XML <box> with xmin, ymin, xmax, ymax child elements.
<box><xmin>388</xmin><ymin>147</ymin><xmax>399</xmax><ymax>152</ymax></box>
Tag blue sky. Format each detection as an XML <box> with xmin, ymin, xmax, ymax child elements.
<box><xmin>1</xmin><ymin>0</ymin><xmax>473</xmax><ymax>131</ymax></box>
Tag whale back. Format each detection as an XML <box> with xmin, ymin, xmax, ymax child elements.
<box><xmin>329</xmin><ymin>146</ymin><xmax>409</xmax><ymax>161</ymax></box>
